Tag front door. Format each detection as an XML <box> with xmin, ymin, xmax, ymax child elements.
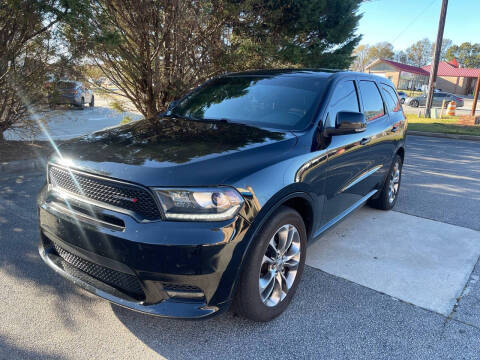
<box><xmin>321</xmin><ymin>79</ymin><xmax>389</xmax><ymax>226</ymax></box>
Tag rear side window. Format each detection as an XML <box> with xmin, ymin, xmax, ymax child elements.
<box><xmin>326</xmin><ymin>80</ymin><xmax>359</xmax><ymax>127</ymax></box>
<box><xmin>381</xmin><ymin>84</ymin><xmax>401</xmax><ymax>113</ymax></box>
<box><xmin>359</xmin><ymin>81</ymin><xmax>385</xmax><ymax>121</ymax></box>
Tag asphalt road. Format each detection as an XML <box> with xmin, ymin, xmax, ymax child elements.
<box><xmin>0</xmin><ymin>136</ymin><xmax>479</xmax><ymax>360</ymax></box>
<box><xmin>402</xmin><ymin>98</ymin><xmax>480</xmax><ymax>116</ymax></box>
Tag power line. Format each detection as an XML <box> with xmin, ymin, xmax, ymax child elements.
<box><xmin>390</xmin><ymin>0</ymin><xmax>438</xmax><ymax>47</ymax></box>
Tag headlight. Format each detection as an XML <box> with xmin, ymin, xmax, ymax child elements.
<box><xmin>154</xmin><ymin>187</ymin><xmax>244</xmax><ymax>221</ymax></box>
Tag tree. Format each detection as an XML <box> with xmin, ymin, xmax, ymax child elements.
<box><xmin>235</xmin><ymin>0</ymin><xmax>362</xmax><ymax>70</ymax></box>
<box><xmin>367</xmin><ymin>42</ymin><xmax>394</xmax><ymax>61</ymax></box>
<box><xmin>351</xmin><ymin>44</ymin><xmax>371</xmax><ymax>72</ymax></box>
<box><xmin>64</xmin><ymin>0</ymin><xmax>363</xmax><ymax>121</ymax></box>
<box><xmin>0</xmin><ymin>0</ymin><xmax>80</xmax><ymax>140</ymax></box>
<box><xmin>405</xmin><ymin>38</ymin><xmax>432</xmax><ymax>67</ymax></box>
<box><xmin>446</xmin><ymin>42</ymin><xmax>480</xmax><ymax>68</ymax></box>
<box><xmin>394</xmin><ymin>50</ymin><xmax>408</xmax><ymax>64</ymax></box>
<box><xmin>431</xmin><ymin>38</ymin><xmax>452</xmax><ymax>61</ymax></box>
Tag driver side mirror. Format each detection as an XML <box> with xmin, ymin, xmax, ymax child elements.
<box><xmin>325</xmin><ymin>111</ymin><xmax>367</xmax><ymax>136</ymax></box>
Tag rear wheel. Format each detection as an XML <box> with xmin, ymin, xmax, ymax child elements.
<box><xmin>89</xmin><ymin>96</ymin><xmax>95</xmax><ymax>107</ymax></box>
<box><xmin>410</xmin><ymin>100</ymin><xmax>419</xmax><ymax>107</ymax></box>
<box><xmin>78</xmin><ymin>97</ymin><xmax>85</xmax><ymax>110</ymax></box>
<box><xmin>233</xmin><ymin>206</ymin><xmax>307</xmax><ymax>322</ymax></box>
<box><xmin>369</xmin><ymin>154</ymin><xmax>402</xmax><ymax>210</ymax></box>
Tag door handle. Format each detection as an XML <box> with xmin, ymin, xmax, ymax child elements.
<box><xmin>360</xmin><ymin>137</ymin><xmax>371</xmax><ymax>145</ymax></box>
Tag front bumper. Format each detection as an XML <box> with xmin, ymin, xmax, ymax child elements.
<box><xmin>37</xmin><ymin>185</ymin><xmax>251</xmax><ymax>319</ymax></box>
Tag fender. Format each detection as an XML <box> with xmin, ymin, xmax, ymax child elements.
<box><xmin>228</xmin><ymin>185</ymin><xmax>320</xmax><ymax>301</ymax></box>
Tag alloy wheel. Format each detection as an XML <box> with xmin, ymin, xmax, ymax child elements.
<box><xmin>259</xmin><ymin>224</ymin><xmax>301</xmax><ymax>307</ymax></box>
<box><xmin>388</xmin><ymin>161</ymin><xmax>401</xmax><ymax>204</ymax></box>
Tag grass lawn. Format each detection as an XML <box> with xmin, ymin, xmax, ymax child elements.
<box><xmin>399</xmin><ymin>90</ymin><xmax>423</xmax><ymax>97</ymax></box>
<box><xmin>406</xmin><ymin>114</ymin><xmax>480</xmax><ymax>136</ymax></box>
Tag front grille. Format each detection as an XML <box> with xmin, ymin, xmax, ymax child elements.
<box><xmin>47</xmin><ymin>239</ymin><xmax>144</xmax><ymax>300</ymax></box>
<box><xmin>49</xmin><ymin>165</ymin><xmax>161</xmax><ymax>220</ymax></box>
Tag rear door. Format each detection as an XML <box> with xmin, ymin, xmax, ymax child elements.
<box><xmin>379</xmin><ymin>82</ymin><xmax>405</xmax><ymax>161</ymax></box>
<box><xmin>356</xmin><ymin>80</ymin><xmax>394</xmax><ymax>191</ymax></box>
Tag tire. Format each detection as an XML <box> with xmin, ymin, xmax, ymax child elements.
<box><xmin>89</xmin><ymin>96</ymin><xmax>95</xmax><ymax>107</ymax></box>
<box><xmin>400</xmin><ymin>98</ymin><xmax>405</xmax><ymax>104</ymax></box>
<box><xmin>78</xmin><ymin>97</ymin><xmax>85</xmax><ymax>110</ymax></box>
<box><xmin>233</xmin><ymin>206</ymin><xmax>307</xmax><ymax>322</ymax></box>
<box><xmin>410</xmin><ymin>100</ymin><xmax>419</xmax><ymax>107</ymax></box>
<box><xmin>369</xmin><ymin>154</ymin><xmax>403</xmax><ymax>210</ymax></box>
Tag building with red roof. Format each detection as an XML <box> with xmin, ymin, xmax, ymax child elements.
<box><xmin>365</xmin><ymin>58</ymin><xmax>479</xmax><ymax>95</ymax></box>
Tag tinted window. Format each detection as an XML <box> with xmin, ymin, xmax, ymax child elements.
<box><xmin>326</xmin><ymin>80</ymin><xmax>359</xmax><ymax>127</ymax></box>
<box><xmin>434</xmin><ymin>93</ymin><xmax>447</xmax><ymax>98</ymax></box>
<box><xmin>381</xmin><ymin>84</ymin><xmax>401</xmax><ymax>113</ymax></box>
<box><xmin>57</xmin><ymin>81</ymin><xmax>77</xmax><ymax>89</ymax></box>
<box><xmin>172</xmin><ymin>76</ymin><xmax>327</xmax><ymax>130</ymax></box>
<box><xmin>359</xmin><ymin>81</ymin><xmax>385</xmax><ymax>121</ymax></box>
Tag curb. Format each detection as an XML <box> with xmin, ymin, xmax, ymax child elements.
<box><xmin>0</xmin><ymin>158</ymin><xmax>46</xmax><ymax>175</ymax></box>
<box><xmin>408</xmin><ymin>131</ymin><xmax>480</xmax><ymax>142</ymax></box>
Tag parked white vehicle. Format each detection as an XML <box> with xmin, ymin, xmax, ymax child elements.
<box><xmin>48</xmin><ymin>80</ymin><xmax>94</xmax><ymax>109</ymax></box>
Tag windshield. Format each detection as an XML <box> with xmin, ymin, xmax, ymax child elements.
<box><xmin>171</xmin><ymin>75</ymin><xmax>327</xmax><ymax>130</ymax></box>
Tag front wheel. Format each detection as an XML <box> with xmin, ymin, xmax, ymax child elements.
<box><xmin>410</xmin><ymin>100</ymin><xmax>419</xmax><ymax>107</ymax></box>
<box><xmin>233</xmin><ymin>206</ymin><xmax>307</xmax><ymax>322</ymax></box>
<box><xmin>369</xmin><ymin>154</ymin><xmax>403</xmax><ymax>210</ymax></box>
<box><xmin>89</xmin><ymin>95</ymin><xmax>95</xmax><ymax>107</ymax></box>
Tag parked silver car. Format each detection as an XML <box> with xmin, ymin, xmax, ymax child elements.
<box><xmin>48</xmin><ymin>80</ymin><xmax>94</xmax><ymax>109</ymax></box>
<box><xmin>405</xmin><ymin>92</ymin><xmax>464</xmax><ymax>108</ymax></box>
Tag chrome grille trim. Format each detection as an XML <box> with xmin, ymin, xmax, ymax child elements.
<box><xmin>48</xmin><ymin>163</ymin><xmax>162</xmax><ymax>221</ymax></box>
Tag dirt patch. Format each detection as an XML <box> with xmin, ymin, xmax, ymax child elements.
<box><xmin>0</xmin><ymin>141</ymin><xmax>55</xmax><ymax>162</ymax></box>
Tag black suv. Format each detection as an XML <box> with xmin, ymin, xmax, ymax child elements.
<box><xmin>38</xmin><ymin>69</ymin><xmax>406</xmax><ymax>321</ymax></box>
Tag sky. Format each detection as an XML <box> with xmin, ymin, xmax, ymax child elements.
<box><xmin>357</xmin><ymin>0</ymin><xmax>479</xmax><ymax>50</ymax></box>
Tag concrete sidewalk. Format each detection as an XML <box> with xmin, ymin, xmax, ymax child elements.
<box><xmin>307</xmin><ymin>207</ymin><xmax>480</xmax><ymax>315</ymax></box>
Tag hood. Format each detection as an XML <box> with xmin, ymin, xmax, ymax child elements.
<box><xmin>51</xmin><ymin>117</ymin><xmax>297</xmax><ymax>186</ymax></box>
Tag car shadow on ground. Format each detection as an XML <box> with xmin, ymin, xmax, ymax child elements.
<box><xmin>0</xmin><ymin>173</ymin><xmax>100</xmax><ymax>330</ymax></box>
<box><xmin>0</xmin><ymin>336</ymin><xmax>65</xmax><ymax>360</ymax></box>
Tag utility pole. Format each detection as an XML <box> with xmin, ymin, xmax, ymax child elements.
<box><xmin>471</xmin><ymin>71</ymin><xmax>480</xmax><ymax>116</ymax></box>
<box><xmin>425</xmin><ymin>0</ymin><xmax>448</xmax><ymax>118</ymax></box>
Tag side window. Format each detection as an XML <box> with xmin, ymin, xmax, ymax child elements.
<box><xmin>326</xmin><ymin>80</ymin><xmax>359</xmax><ymax>127</ymax></box>
<box><xmin>381</xmin><ymin>84</ymin><xmax>401</xmax><ymax>113</ymax></box>
<box><xmin>358</xmin><ymin>80</ymin><xmax>385</xmax><ymax>121</ymax></box>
